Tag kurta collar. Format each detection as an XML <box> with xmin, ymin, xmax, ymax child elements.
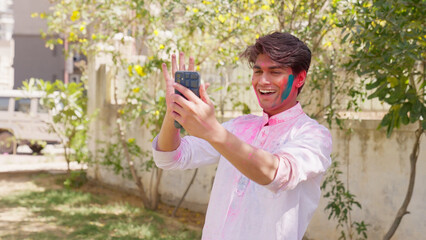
<box><xmin>262</xmin><ymin>102</ymin><xmax>305</xmax><ymax>126</ymax></box>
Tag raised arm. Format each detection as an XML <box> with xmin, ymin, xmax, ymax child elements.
<box><xmin>156</xmin><ymin>52</ymin><xmax>195</xmax><ymax>152</ymax></box>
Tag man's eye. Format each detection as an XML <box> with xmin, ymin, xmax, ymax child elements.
<box><xmin>271</xmin><ymin>71</ymin><xmax>281</xmax><ymax>74</ymax></box>
<box><xmin>254</xmin><ymin>70</ymin><xmax>262</xmax><ymax>74</ymax></box>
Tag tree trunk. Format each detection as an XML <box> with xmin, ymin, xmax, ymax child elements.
<box><xmin>112</xmin><ymin>67</ymin><xmax>151</xmax><ymax>209</ymax></box>
<box><xmin>149</xmin><ymin>167</ymin><xmax>163</xmax><ymax>210</ymax></box>
<box><xmin>117</xmin><ymin>124</ymin><xmax>151</xmax><ymax>209</ymax></box>
<box><xmin>383</xmin><ymin>124</ymin><xmax>424</xmax><ymax>239</ymax></box>
<box><xmin>48</xmin><ymin>119</ymin><xmax>70</xmax><ymax>174</ymax></box>
<box><xmin>64</xmin><ymin>143</ymin><xmax>71</xmax><ymax>176</ymax></box>
<box><xmin>172</xmin><ymin>168</ymin><xmax>198</xmax><ymax>217</ymax></box>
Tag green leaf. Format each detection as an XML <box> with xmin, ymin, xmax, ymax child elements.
<box><xmin>385</xmin><ymin>90</ymin><xmax>402</xmax><ymax>105</ymax></box>
<box><xmin>386</xmin><ymin>115</ymin><xmax>395</xmax><ymax>138</ymax></box>
<box><xmin>419</xmin><ymin>80</ymin><xmax>426</xmax><ymax>90</ymax></box>
<box><xmin>410</xmin><ymin>100</ymin><xmax>423</xmax><ymax>123</ymax></box>
<box><xmin>386</xmin><ymin>76</ymin><xmax>399</xmax><ymax>88</ymax></box>
<box><xmin>342</xmin><ymin>33</ymin><xmax>350</xmax><ymax>43</ymax></box>
<box><xmin>406</xmin><ymin>88</ymin><xmax>417</xmax><ymax>103</ymax></box>
<box><xmin>380</xmin><ymin>112</ymin><xmax>391</xmax><ymax>127</ymax></box>
<box><xmin>367</xmin><ymin>83</ymin><xmax>387</xmax><ymax>100</ymax></box>
<box><xmin>399</xmin><ymin>103</ymin><xmax>411</xmax><ymax>125</ymax></box>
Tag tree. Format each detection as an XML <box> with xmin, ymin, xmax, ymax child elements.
<box><xmin>321</xmin><ymin>160</ymin><xmax>368</xmax><ymax>240</ymax></box>
<box><xmin>269</xmin><ymin>0</ymin><xmax>357</xmax><ymax>124</ymax></box>
<box><xmin>23</xmin><ymin>78</ymin><xmax>91</xmax><ymax>176</ymax></box>
<box><xmin>40</xmin><ymin>0</ymin><xmax>275</xmax><ymax>210</ymax></box>
<box><xmin>342</xmin><ymin>0</ymin><xmax>425</xmax><ymax>238</ymax></box>
<box><xmin>178</xmin><ymin>0</ymin><xmax>359</xmax><ymax>126</ymax></box>
<box><xmin>40</xmin><ymin>1</ymin><xmax>365</xmax><ymax>218</ymax></box>
<box><xmin>40</xmin><ymin>0</ymin><xmax>168</xmax><ymax>210</ymax></box>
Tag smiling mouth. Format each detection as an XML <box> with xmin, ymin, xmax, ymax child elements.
<box><xmin>259</xmin><ymin>89</ymin><xmax>277</xmax><ymax>95</ymax></box>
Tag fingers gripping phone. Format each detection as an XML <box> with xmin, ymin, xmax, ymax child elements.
<box><xmin>174</xmin><ymin>71</ymin><xmax>201</xmax><ymax>129</ymax></box>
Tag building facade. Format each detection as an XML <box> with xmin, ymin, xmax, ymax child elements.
<box><xmin>12</xmin><ymin>0</ymin><xmax>66</xmax><ymax>89</ymax></box>
<box><xmin>0</xmin><ymin>0</ymin><xmax>14</xmax><ymax>89</ymax></box>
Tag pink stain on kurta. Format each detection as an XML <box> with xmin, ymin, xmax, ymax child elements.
<box><xmin>152</xmin><ymin>102</ymin><xmax>333</xmax><ymax>240</ymax></box>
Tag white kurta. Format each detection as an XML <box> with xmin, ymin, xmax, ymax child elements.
<box><xmin>152</xmin><ymin>103</ymin><xmax>332</xmax><ymax>240</ymax></box>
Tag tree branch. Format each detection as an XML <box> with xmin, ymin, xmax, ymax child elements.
<box><xmin>383</xmin><ymin>123</ymin><xmax>424</xmax><ymax>239</ymax></box>
<box><xmin>172</xmin><ymin>168</ymin><xmax>198</xmax><ymax>217</ymax></box>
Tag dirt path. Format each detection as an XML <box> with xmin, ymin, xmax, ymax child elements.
<box><xmin>0</xmin><ymin>154</ymin><xmax>83</xmax><ymax>173</ymax></box>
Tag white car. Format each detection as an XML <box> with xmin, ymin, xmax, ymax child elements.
<box><xmin>0</xmin><ymin>90</ymin><xmax>60</xmax><ymax>154</ymax></box>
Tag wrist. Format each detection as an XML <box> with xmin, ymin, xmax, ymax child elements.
<box><xmin>206</xmin><ymin>122</ymin><xmax>228</xmax><ymax>145</ymax></box>
<box><xmin>164</xmin><ymin>111</ymin><xmax>176</xmax><ymax>124</ymax></box>
<box><xmin>161</xmin><ymin>111</ymin><xmax>179</xmax><ymax>133</ymax></box>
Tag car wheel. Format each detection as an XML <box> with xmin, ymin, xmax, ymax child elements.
<box><xmin>0</xmin><ymin>131</ymin><xmax>16</xmax><ymax>154</ymax></box>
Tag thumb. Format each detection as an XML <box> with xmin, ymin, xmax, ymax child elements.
<box><xmin>199</xmin><ymin>83</ymin><xmax>212</xmax><ymax>105</ymax></box>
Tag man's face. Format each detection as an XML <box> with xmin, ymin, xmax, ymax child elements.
<box><xmin>252</xmin><ymin>54</ymin><xmax>299</xmax><ymax>116</ymax></box>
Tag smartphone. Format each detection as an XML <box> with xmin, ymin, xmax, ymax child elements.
<box><xmin>174</xmin><ymin>71</ymin><xmax>201</xmax><ymax>129</ymax></box>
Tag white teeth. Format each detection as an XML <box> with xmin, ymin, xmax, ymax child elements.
<box><xmin>259</xmin><ymin>89</ymin><xmax>276</xmax><ymax>94</ymax></box>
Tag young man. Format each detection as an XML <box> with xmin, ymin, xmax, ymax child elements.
<box><xmin>152</xmin><ymin>32</ymin><xmax>332</xmax><ymax>240</ymax></box>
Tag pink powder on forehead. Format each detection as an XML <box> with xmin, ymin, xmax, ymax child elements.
<box><xmin>255</xmin><ymin>55</ymin><xmax>280</xmax><ymax>68</ymax></box>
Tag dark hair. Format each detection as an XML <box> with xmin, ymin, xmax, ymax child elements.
<box><xmin>241</xmin><ymin>32</ymin><xmax>311</xmax><ymax>94</ymax></box>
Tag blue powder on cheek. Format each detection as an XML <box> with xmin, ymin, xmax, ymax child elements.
<box><xmin>281</xmin><ymin>74</ymin><xmax>294</xmax><ymax>101</ymax></box>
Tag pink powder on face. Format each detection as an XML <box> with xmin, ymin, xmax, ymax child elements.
<box><xmin>270</xmin><ymin>75</ymin><xmax>290</xmax><ymax>108</ymax></box>
<box><xmin>278</xmin><ymin>77</ymin><xmax>286</xmax><ymax>103</ymax></box>
<box><xmin>252</xmin><ymin>65</ymin><xmax>294</xmax><ymax>114</ymax></box>
<box><xmin>252</xmin><ymin>81</ymin><xmax>262</xmax><ymax>106</ymax></box>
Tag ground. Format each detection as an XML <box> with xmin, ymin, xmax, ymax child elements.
<box><xmin>0</xmin><ymin>152</ymin><xmax>205</xmax><ymax>239</ymax></box>
<box><xmin>77</xmin><ymin>175</ymin><xmax>206</xmax><ymax>229</ymax></box>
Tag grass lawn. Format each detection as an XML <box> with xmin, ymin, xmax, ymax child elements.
<box><xmin>0</xmin><ymin>172</ymin><xmax>202</xmax><ymax>240</ymax></box>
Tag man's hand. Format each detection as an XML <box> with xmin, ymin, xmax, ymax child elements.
<box><xmin>157</xmin><ymin>51</ymin><xmax>278</xmax><ymax>186</ymax></box>
<box><xmin>172</xmin><ymin>80</ymin><xmax>279</xmax><ymax>185</ymax></box>
<box><xmin>171</xmin><ymin>82</ymin><xmax>222</xmax><ymax>142</ymax></box>
<box><xmin>162</xmin><ymin>52</ymin><xmax>195</xmax><ymax>114</ymax></box>
<box><xmin>156</xmin><ymin>52</ymin><xmax>194</xmax><ymax>152</ymax></box>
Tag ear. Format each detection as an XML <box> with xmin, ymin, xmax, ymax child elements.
<box><xmin>295</xmin><ymin>70</ymin><xmax>306</xmax><ymax>89</ymax></box>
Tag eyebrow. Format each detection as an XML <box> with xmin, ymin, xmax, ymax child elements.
<box><xmin>253</xmin><ymin>65</ymin><xmax>284</xmax><ymax>70</ymax></box>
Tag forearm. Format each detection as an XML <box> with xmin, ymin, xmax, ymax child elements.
<box><xmin>157</xmin><ymin>112</ymin><xmax>181</xmax><ymax>151</ymax></box>
<box><xmin>208</xmin><ymin>123</ymin><xmax>279</xmax><ymax>185</ymax></box>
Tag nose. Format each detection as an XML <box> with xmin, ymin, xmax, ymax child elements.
<box><xmin>258</xmin><ymin>73</ymin><xmax>270</xmax><ymax>85</ymax></box>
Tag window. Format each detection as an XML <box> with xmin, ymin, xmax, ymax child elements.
<box><xmin>14</xmin><ymin>98</ymin><xmax>31</xmax><ymax>113</ymax></box>
<box><xmin>70</xmin><ymin>74</ymin><xmax>80</xmax><ymax>83</ymax></box>
<box><xmin>0</xmin><ymin>97</ymin><xmax>9</xmax><ymax>111</ymax></box>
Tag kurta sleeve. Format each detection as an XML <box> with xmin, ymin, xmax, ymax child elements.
<box><xmin>264</xmin><ymin>121</ymin><xmax>332</xmax><ymax>193</ymax></box>
<box><xmin>152</xmin><ymin>120</ymin><xmax>235</xmax><ymax>170</ymax></box>
<box><xmin>152</xmin><ymin>135</ymin><xmax>220</xmax><ymax>170</ymax></box>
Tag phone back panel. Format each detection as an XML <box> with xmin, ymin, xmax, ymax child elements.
<box><xmin>174</xmin><ymin>71</ymin><xmax>200</xmax><ymax>129</ymax></box>
<box><xmin>175</xmin><ymin>71</ymin><xmax>200</xmax><ymax>98</ymax></box>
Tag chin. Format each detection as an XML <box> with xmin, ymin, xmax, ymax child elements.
<box><xmin>261</xmin><ymin>106</ymin><xmax>276</xmax><ymax>114</ymax></box>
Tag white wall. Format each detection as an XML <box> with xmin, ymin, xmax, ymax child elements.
<box><xmin>86</xmin><ymin>55</ymin><xmax>426</xmax><ymax>239</ymax></box>
<box><xmin>306</xmin><ymin>120</ymin><xmax>426</xmax><ymax>240</ymax></box>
